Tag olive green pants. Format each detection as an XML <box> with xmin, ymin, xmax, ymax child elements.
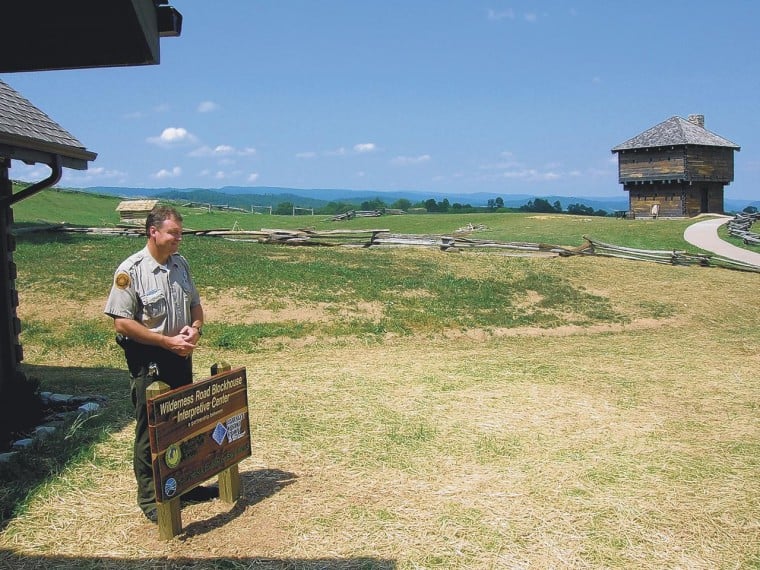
<box><xmin>126</xmin><ymin>344</ymin><xmax>192</xmax><ymax>514</ymax></box>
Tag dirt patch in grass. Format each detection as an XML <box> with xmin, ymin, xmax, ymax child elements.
<box><xmin>441</xmin><ymin>315</ymin><xmax>684</xmax><ymax>341</ymax></box>
<box><xmin>18</xmin><ymin>291</ymin><xmax>105</xmax><ymax>322</ymax></box>
<box><xmin>19</xmin><ymin>287</ymin><xmax>386</xmax><ymax>330</ymax></box>
<box><xmin>203</xmin><ymin>287</ymin><xmax>386</xmax><ymax>325</ymax></box>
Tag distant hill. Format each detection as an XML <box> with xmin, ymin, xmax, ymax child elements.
<box><xmin>83</xmin><ymin>185</ymin><xmax>757</xmax><ymax>214</ymax></box>
<box><xmin>156</xmin><ymin>188</ymin><xmax>329</xmax><ymax>210</ymax></box>
<box><xmin>85</xmin><ymin>185</ymin><xmax>628</xmax><ymax>211</ymax></box>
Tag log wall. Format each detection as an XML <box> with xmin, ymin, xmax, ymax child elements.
<box><xmin>626</xmin><ymin>182</ymin><xmax>725</xmax><ymax>218</ymax></box>
<box><xmin>618</xmin><ymin>146</ymin><xmax>734</xmax><ymax>184</ymax></box>
<box><xmin>684</xmin><ymin>146</ymin><xmax>734</xmax><ymax>182</ymax></box>
<box><xmin>618</xmin><ymin>148</ymin><xmax>686</xmax><ymax>182</ymax></box>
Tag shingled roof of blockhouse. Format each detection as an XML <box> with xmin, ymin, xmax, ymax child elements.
<box><xmin>0</xmin><ymin>79</ymin><xmax>96</xmax><ymax>169</ymax></box>
<box><xmin>612</xmin><ymin>116</ymin><xmax>740</xmax><ymax>153</ymax></box>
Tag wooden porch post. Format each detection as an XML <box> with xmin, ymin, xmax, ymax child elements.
<box><xmin>0</xmin><ymin>160</ymin><xmax>23</xmax><ymax>406</ymax></box>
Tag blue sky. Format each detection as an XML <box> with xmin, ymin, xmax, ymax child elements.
<box><xmin>4</xmin><ymin>1</ymin><xmax>760</xmax><ymax>199</ymax></box>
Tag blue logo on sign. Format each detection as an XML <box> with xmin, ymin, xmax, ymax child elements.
<box><xmin>212</xmin><ymin>422</ymin><xmax>228</xmax><ymax>445</ymax></box>
<box><xmin>165</xmin><ymin>477</ymin><xmax>177</xmax><ymax>498</ymax></box>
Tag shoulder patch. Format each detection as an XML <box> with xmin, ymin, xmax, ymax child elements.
<box><xmin>115</xmin><ymin>272</ymin><xmax>131</xmax><ymax>289</ymax></box>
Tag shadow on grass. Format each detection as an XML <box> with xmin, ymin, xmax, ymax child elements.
<box><xmin>0</xmin><ymin>396</ymin><xmax>388</xmax><ymax>569</ymax></box>
<box><xmin>0</xmin><ymin>363</ymin><xmax>133</xmax><ymax>532</ymax></box>
<box><xmin>0</xmin><ymin>552</ymin><xmax>396</xmax><ymax>569</ymax></box>
<box><xmin>0</xmin><ymin>367</ymin><xmax>318</xmax><ymax>565</ymax></box>
<box><xmin>180</xmin><ymin>468</ymin><xmax>299</xmax><ymax>539</ymax></box>
<box><xmin>13</xmin><ymin>224</ymin><xmax>95</xmax><ymax>244</ymax></box>
<box><xmin>2</xmin><ymin>469</ymin><xmax>387</xmax><ymax>568</ymax></box>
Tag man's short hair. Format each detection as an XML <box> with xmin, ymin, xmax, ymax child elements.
<box><xmin>146</xmin><ymin>205</ymin><xmax>183</xmax><ymax>234</ymax></box>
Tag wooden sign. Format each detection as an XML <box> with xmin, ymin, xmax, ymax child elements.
<box><xmin>147</xmin><ymin>367</ymin><xmax>251</xmax><ymax>503</ymax></box>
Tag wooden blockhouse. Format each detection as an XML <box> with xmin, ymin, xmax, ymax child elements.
<box><xmin>611</xmin><ymin>115</ymin><xmax>740</xmax><ymax>218</ymax></box>
<box><xmin>116</xmin><ymin>199</ymin><xmax>157</xmax><ymax>226</ymax></box>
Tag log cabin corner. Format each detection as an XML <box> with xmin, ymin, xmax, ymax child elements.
<box><xmin>612</xmin><ymin>115</ymin><xmax>740</xmax><ymax>218</ymax></box>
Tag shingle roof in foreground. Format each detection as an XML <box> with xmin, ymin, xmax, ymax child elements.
<box><xmin>0</xmin><ymin>78</ymin><xmax>96</xmax><ymax>169</ymax></box>
<box><xmin>612</xmin><ymin>116</ymin><xmax>740</xmax><ymax>152</ymax></box>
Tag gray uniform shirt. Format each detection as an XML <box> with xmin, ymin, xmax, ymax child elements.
<box><xmin>104</xmin><ymin>246</ymin><xmax>201</xmax><ymax>337</ymax></box>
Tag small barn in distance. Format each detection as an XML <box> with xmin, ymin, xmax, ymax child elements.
<box><xmin>611</xmin><ymin>115</ymin><xmax>740</xmax><ymax>218</ymax></box>
<box><xmin>116</xmin><ymin>199</ymin><xmax>157</xmax><ymax>227</ymax></box>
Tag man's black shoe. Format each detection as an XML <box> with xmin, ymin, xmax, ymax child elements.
<box><xmin>144</xmin><ymin>508</ymin><xmax>158</xmax><ymax>523</ymax></box>
<box><xmin>182</xmin><ymin>485</ymin><xmax>219</xmax><ymax>503</ymax></box>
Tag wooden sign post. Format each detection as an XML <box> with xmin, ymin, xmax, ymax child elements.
<box><xmin>147</xmin><ymin>364</ymin><xmax>251</xmax><ymax>539</ymax></box>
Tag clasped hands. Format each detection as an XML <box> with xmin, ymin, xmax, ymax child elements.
<box><xmin>166</xmin><ymin>325</ymin><xmax>201</xmax><ymax>357</ymax></box>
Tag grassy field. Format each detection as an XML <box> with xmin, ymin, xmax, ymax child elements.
<box><xmin>12</xmin><ymin>186</ymin><xmax>703</xmax><ymax>249</ymax></box>
<box><xmin>1</xmin><ymin>189</ymin><xmax>759</xmax><ymax>569</ymax></box>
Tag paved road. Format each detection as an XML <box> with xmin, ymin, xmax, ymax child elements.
<box><xmin>683</xmin><ymin>216</ymin><xmax>760</xmax><ymax>267</ymax></box>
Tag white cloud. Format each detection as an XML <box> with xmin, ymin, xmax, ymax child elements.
<box><xmin>189</xmin><ymin>144</ymin><xmax>256</xmax><ymax>158</ymax></box>
<box><xmin>297</xmin><ymin>143</ymin><xmax>377</xmax><ymax>159</ymax></box>
<box><xmin>477</xmin><ymin>152</ymin><xmax>570</xmax><ymax>182</ymax></box>
<box><xmin>212</xmin><ymin>169</ymin><xmax>245</xmax><ymax>180</ymax></box>
<box><xmin>126</xmin><ymin>103</ymin><xmax>171</xmax><ymax>119</ymax></box>
<box><xmin>197</xmin><ymin>101</ymin><xmax>220</xmax><ymax>113</ymax></box>
<box><xmin>248</xmin><ymin>172</ymin><xmax>260</xmax><ymax>183</ymax></box>
<box><xmin>8</xmin><ymin>163</ymin><xmax>51</xmax><ymax>183</ymax></box>
<box><xmin>58</xmin><ymin>166</ymin><xmax>128</xmax><ymax>187</ymax></box>
<box><xmin>481</xmin><ymin>154</ymin><xmax>524</xmax><ymax>170</ymax></box>
<box><xmin>153</xmin><ymin>166</ymin><xmax>182</xmax><ymax>179</ymax></box>
<box><xmin>147</xmin><ymin>127</ymin><xmax>198</xmax><ymax>146</ymax></box>
<box><xmin>499</xmin><ymin>168</ymin><xmax>560</xmax><ymax>182</ymax></box>
<box><xmin>587</xmin><ymin>167</ymin><xmax>614</xmax><ymax>178</ymax></box>
<box><xmin>488</xmin><ymin>9</ymin><xmax>515</xmax><ymax>21</ymax></box>
<box><xmin>391</xmin><ymin>154</ymin><xmax>431</xmax><ymax>166</ymax></box>
<box><xmin>488</xmin><ymin>9</ymin><xmax>538</xmax><ymax>23</ymax></box>
<box><xmin>84</xmin><ymin>166</ymin><xmax>126</xmax><ymax>179</ymax></box>
<box><xmin>354</xmin><ymin>143</ymin><xmax>377</xmax><ymax>153</ymax></box>
<box><xmin>481</xmin><ymin>149</ymin><xmax>577</xmax><ymax>181</ymax></box>
<box><xmin>13</xmin><ymin>162</ymin><xmax>129</xmax><ymax>187</ymax></box>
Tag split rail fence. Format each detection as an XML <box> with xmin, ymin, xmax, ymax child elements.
<box><xmin>20</xmin><ymin>222</ymin><xmax>760</xmax><ymax>273</ymax></box>
<box><xmin>726</xmin><ymin>212</ymin><xmax>760</xmax><ymax>245</ymax></box>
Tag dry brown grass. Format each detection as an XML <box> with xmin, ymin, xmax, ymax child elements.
<box><xmin>2</xmin><ymin>256</ymin><xmax>759</xmax><ymax>569</ymax></box>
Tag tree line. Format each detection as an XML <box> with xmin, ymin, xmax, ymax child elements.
<box><xmin>271</xmin><ymin>196</ymin><xmax>610</xmax><ymax>217</ymax></box>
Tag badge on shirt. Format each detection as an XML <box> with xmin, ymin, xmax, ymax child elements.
<box><xmin>115</xmin><ymin>272</ymin><xmax>131</xmax><ymax>289</ymax></box>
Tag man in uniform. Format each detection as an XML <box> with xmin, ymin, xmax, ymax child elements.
<box><xmin>104</xmin><ymin>205</ymin><xmax>217</xmax><ymax>523</ymax></box>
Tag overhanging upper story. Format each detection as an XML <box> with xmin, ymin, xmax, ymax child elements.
<box><xmin>611</xmin><ymin>115</ymin><xmax>740</xmax><ymax>186</ymax></box>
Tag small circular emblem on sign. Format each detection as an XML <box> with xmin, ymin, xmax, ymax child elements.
<box><xmin>165</xmin><ymin>443</ymin><xmax>182</xmax><ymax>469</ymax></box>
<box><xmin>164</xmin><ymin>478</ymin><xmax>177</xmax><ymax>498</ymax></box>
<box><xmin>115</xmin><ymin>272</ymin><xmax>131</xmax><ymax>289</ymax></box>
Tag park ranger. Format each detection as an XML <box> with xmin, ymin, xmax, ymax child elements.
<box><xmin>104</xmin><ymin>205</ymin><xmax>217</xmax><ymax>523</ymax></box>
